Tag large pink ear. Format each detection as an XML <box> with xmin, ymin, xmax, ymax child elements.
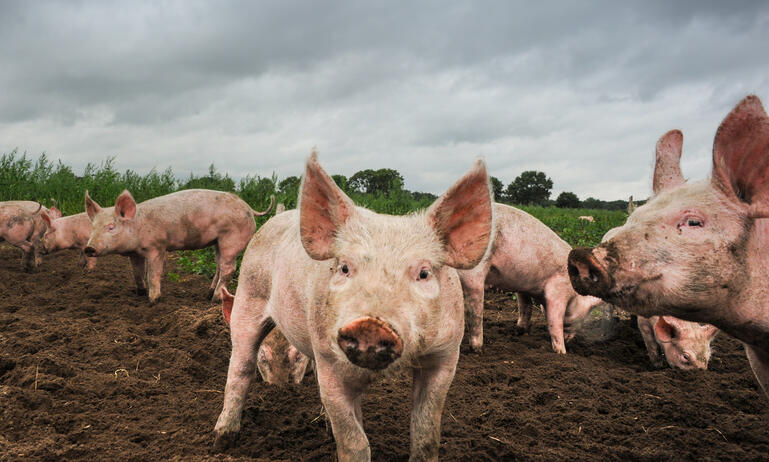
<box><xmin>84</xmin><ymin>191</ymin><xmax>102</xmax><ymax>221</ymax></box>
<box><xmin>220</xmin><ymin>287</ymin><xmax>234</xmax><ymax>326</ymax></box>
<box><xmin>41</xmin><ymin>210</ymin><xmax>55</xmax><ymax>229</ymax></box>
<box><xmin>427</xmin><ymin>159</ymin><xmax>493</xmax><ymax>269</ymax></box>
<box><xmin>654</xmin><ymin>316</ymin><xmax>678</xmax><ymax>343</ymax></box>
<box><xmin>653</xmin><ymin>130</ymin><xmax>685</xmax><ymax>194</ymax></box>
<box><xmin>299</xmin><ymin>150</ymin><xmax>356</xmax><ymax>260</ymax></box>
<box><xmin>114</xmin><ymin>190</ymin><xmax>137</xmax><ymax>219</ymax></box>
<box><xmin>703</xmin><ymin>324</ymin><xmax>719</xmax><ymax>340</ymax></box>
<box><xmin>711</xmin><ymin>95</ymin><xmax>769</xmax><ymax>218</ymax></box>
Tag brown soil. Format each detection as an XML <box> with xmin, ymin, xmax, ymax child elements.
<box><xmin>1</xmin><ymin>246</ymin><xmax>768</xmax><ymax>461</ymax></box>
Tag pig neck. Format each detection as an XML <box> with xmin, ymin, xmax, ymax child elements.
<box><xmin>719</xmin><ymin>219</ymin><xmax>769</xmax><ymax>352</ymax></box>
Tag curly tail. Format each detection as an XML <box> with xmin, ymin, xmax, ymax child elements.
<box><xmin>252</xmin><ymin>195</ymin><xmax>275</xmax><ymax>217</ymax></box>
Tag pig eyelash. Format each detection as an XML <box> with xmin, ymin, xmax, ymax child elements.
<box><xmin>677</xmin><ymin>215</ymin><xmax>704</xmax><ymax>229</ymax></box>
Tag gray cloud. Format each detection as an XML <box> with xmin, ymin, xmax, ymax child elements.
<box><xmin>1</xmin><ymin>0</ymin><xmax>768</xmax><ymax>200</ymax></box>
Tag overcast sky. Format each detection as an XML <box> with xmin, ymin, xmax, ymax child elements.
<box><xmin>1</xmin><ymin>1</ymin><xmax>768</xmax><ymax>201</ymax></box>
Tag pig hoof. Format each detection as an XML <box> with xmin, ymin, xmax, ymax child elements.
<box><xmin>212</xmin><ymin>430</ymin><xmax>239</xmax><ymax>452</ymax></box>
<box><xmin>513</xmin><ymin>325</ymin><xmax>530</xmax><ymax>336</ymax></box>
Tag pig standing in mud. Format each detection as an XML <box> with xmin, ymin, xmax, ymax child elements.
<box><xmin>84</xmin><ymin>189</ymin><xmax>273</xmax><ymax>303</ymax></box>
<box><xmin>569</xmin><ymin>95</ymin><xmax>769</xmax><ymax>397</ymax></box>
<box><xmin>459</xmin><ymin>203</ymin><xmax>602</xmax><ymax>354</ymax></box>
<box><xmin>213</xmin><ymin>153</ymin><xmax>493</xmax><ymax>461</ymax></box>
<box><xmin>221</xmin><ymin>287</ymin><xmax>311</xmax><ymax>384</ymax></box>
<box><xmin>40</xmin><ymin>211</ymin><xmax>97</xmax><ymax>270</ymax></box>
<box><xmin>637</xmin><ymin>315</ymin><xmax>718</xmax><ymax>370</ymax></box>
<box><xmin>0</xmin><ymin>200</ymin><xmax>61</xmax><ymax>271</ymax></box>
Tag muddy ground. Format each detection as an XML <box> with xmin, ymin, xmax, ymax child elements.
<box><xmin>0</xmin><ymin>246</ymin><xmax>767</xmax><ymax>461</ymax></box>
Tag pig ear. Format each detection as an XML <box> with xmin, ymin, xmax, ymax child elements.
<box><xmin>654</xmin><ymin>316</ymin><xmax>678</xmax><ymax>343</ymax></box>
<box><xmin>711</xmin><ymin>95</ymin><xmax>769</xmax><ymax>218</ymax></box>
<box><xmin>114</xmin><ymin>190</ymin><xmax>137</xmax><ymax>219</ymax></box>
<box><xmin>220</xmin><ymin>287</ymin><xmax>234</xmax><ymax>326</ymax></box>
<box><xmin>427</xmin><ymin>159</ymin><xmax>493</xmax><ymax>269</ymax></box>
<box><xmin>41</xmin><ymin>210</ymin><xmax>55</xmax><ymax>229</ymax></box>
<box><xmin>653</xmin><ymin>130</ymin><xmax>685</xmax><ymax>194</ymax></box>
<box><xmin>84</xmin><ymin>191</ymin><xmax>102</xmax><ymax>221</ymax></box>
<box><xmin>298</xmin><ymin>150</ymin><xmax>356</xmax><ymax>260</ymax></box>
<box><xmin>702</xmin><ymin>324</ymin><xmax>719</xmax><ymax>339</ymax></box>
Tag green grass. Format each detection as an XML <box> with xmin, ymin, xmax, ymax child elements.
<box><xmin>1</xmin><ymin>150</ymin><xmax>628</xmax><ymax>284</ymax></box>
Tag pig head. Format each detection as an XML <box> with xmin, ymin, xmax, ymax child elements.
<box><xmin>568</xmin><ymin>95</ymin><xmax>769</xmax><ymax>396</ymax></box>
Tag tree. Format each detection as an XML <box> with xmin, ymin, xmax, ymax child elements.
<box><xmin>331</xmin><ymin>174</ymin><xmax>348</xmax><ymax>192</ymax></box>
<box><xmin>348</xmin><ymin>168</ymin><xmax>404</xmax><ymax>196</ymax></box>
<box><xmin>555</xmin><ymin>191</ymin><xmax>580</xmax><ymax>208</ymax></box>
<box><xmin>504</xmin><ymin>171</ymin><xmax>553</xmax><ymax>205</ymax></box>
<box><xmin>490</xmin><ymin>176</ymin><xmax>504</xmax><ymax>202</ymax></box>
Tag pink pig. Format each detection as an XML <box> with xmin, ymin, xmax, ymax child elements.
<box><xmin>569</xmin><ymin>95</ymin><xmax>769</xmax><ymax>397</ymax></box>
<box><xmin>220</xmin><ymin>287</ymin><xmax>311</xmax><ymax>385</ymax></box>
<box><xmin>39</xmin><ymin>212</ymin><xmax>97</xmax><ymax>270</ymax></box>
<box><xmin>0</xmin><ymin>201</ymin><xmax>61</xmax><ymax>271</ymax></box>
<box><xmin>213</xmin><ymin>153</ymin><xmax>493</xmax><ymax>461</ymax></box>
<box><xmin>459</xmin><ymin>203</ymin><xmax>602</xmax><ymax>354</ymax></box>
<box><xmin>637</xmin><ymin>315</ymin><xmax>718</xmax><ymax>370</ymax></box>
<box><xmin>84</xmin><ymin>189</ymin><xmax>273</xmax><ymax>303</ymax></box>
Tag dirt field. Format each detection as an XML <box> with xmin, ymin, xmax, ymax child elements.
<box><xmin>1</xmin><ymin>245</ymin><xmax>768</xmax><ymax>461</ymax></box>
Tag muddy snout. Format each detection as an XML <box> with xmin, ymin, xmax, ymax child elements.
<box><xmin>83</xmin><ymin>246</ymin><xmax>98</xmax><ymax>257</ymax></box>
<box><xmin>337</xmin><ymin>317</ymin><xmax>404</xmax><ymax>371</ymax></box>
<box><xmin>567</xmin><ymin>248</ymin><xmax>613</xmax><ymax>297</ymax></box>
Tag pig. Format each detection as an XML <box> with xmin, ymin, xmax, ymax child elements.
<box><xmin>39</xmin><ymin>211</ymin><xmax>97</xmax><ymax>270</ymax></box>
<box><xmin>213</xmin><ymin>152</ymin><xmax>493</xmax><ymax>461</ymax></box>
<box><xmin>220</xmin><ymin>287</ymin><xmax>311</xmax><ymax>384</ymax></box>
<box><xmin>458</xmin><ymin>203</ymin><xmax>602</xmax><ymax>354</ymax></box>
<box><xmin>636</xmin><ymin>315</ymin><xmax>718</xmax><ymax>370</ymax></box>
<box><xmin>83</xmin><ymin>189</ymin><xmax>274</xmax><ymax>303</ymax></box>
<box><xmin>568</xmin><ymin>95</ymin><xmax>769</xmax><ymax>398</ymax></box>
<box><xmin>0</xmin><ymin>200</ymin><xmax>61</xmax><ymax>271</ymax></box>
<box><xmin>578</xmin><ymin>215</ymin><xmax>595</xmax><ymax>222</ymax></box>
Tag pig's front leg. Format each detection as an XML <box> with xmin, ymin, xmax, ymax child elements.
<box><xmin>409</xmin><ymin>350</ymin><xmax>459</xmax><ymax>462</ymax></box>
<box><xmin>745</xmin><ymin>344</ymin><xmax>769</xmax><ymax>399</ymax></box>
<box><xmin>315</xmin><ymin>358</ymin><xmax>370</xmax><ymax>462</ymax></box>
<box><xmin>129</xmin><ymin>254</ymin><xmax>147</xmax><ymax>296</ymax></box>
<box><xmin>214</xmin><ymin>299</ymin><xmax>274</xmax><ymax>451</ymax></box>
<box><xmin>544</xmin><ymin>279</ymin><xmax>569</xmax><ymax>354</ymax></box>
<box><xmin>145</xmin><ymin>250</ymin><xmax>165</xmax><ymax>304</ymax></box>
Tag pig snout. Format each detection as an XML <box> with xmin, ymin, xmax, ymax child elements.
<box><xmin>337</xmin><ymin>317</ymin><xmax>403</xmax><ymax>371</ymax></box>
<box><xmin>83</xmin><ymin>246</ymin><xmax>98</xmax><ymax>257</ymax></box>
<box><xmin>568</xmin><ymin>248</ymin><xmax>613</xmax><ymax>297</ymax></box>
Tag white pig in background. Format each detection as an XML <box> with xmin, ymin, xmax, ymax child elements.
<box><xmin>459</xmin><ymin>203</ymin><xmax>602</xmax><ymax>354</ymax></box>
<box><xmin>569</xmin><ymin>95</ymin><xmax>769</xmax><ymax>398</ymax></box>
<box><xmin>213</xmin><ymin>152</ymin><xmax>493</xmax><ymax>462</ymax></box>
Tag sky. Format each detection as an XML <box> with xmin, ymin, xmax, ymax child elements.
<box><xmin>1</xmin><ymin>1</ymin><xmax>768</xmax><ymax>201</ymax></box>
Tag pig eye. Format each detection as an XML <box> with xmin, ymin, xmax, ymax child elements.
<box><xmin>106</xmin><ymin>223</ymin><xmax>116</xmax><ymax>232</ymax></box>
<box><xmin>679</xmin><ymin>215</ymin><xmax>704</xmax><ymax>228</ymax></box>
<box><xmin>338</xmin><ymin>262</ymin><xmax>350</xmax><ymax>276</ymax></box>
<box><xmin>681</xmin><ymin>352</ymin><xmax>691</xmax><ymax>364</ymax></box>
<box><xmin>686</xmin><ymin>218</ymin><xmax>702</xmax><ymax>227</ymax></box>
<box><xmin>419</xmin><ymin>269</ymin><xmax>429</xmax><ymax>280</ymax></box>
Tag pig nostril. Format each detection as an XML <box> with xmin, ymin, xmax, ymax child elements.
<box><xmin>377</xmin><ymin>340</ymin><xmax>393</xmax><ymax>351</ymax></box>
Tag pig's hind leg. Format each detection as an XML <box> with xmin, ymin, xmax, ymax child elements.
<box><xmin>129</xmin><ymin>254</ymin><xmax>148</xmax><ymax>296</ymax></box>
<box><xmin>745</xmin><ymin>345</ymin><xmax>769</xmax><ymax>400</ymax></box>
<box><xmin>208</xmin><ymin>244</ymin><xmax>221</xmax><ymax>300</ymax></box>
<box><xmin>213</xmin><ymin>294</ymin><xmax>274</xmax><ymax>451</ymax></box>
<box><xmin>460</xmin><ymin>270</ymin><xmax>487</xmax><ymax>352</ymax></box>
<box><xmin>211</xmin><ymin>237</ymin><xmax>240</xmax><ymax>303</ymax></box>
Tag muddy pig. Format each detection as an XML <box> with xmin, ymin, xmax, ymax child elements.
<box><xmin>40</xmin><ymin>211</ymin><xmax>97</xmax><ymax>270</ymax></box>
<box><xmin>220</xmin><ymin>287</ymin><xmax>311</xmax><ymax>384</ymax></box>
<box><xmin>84</xmin><ymin>189</ymin><xmax>273</xmax><ymax>303</ymax></box>
<box><xmin>637</xmin><ymin>315</ymin><xmax>718</xmax><ymax>370</ymax></box>
<box><xmin>459</xmin><ymin>203</ymin><xmax>602</xmax><ymax>354</ymax></box>
<box><xmin>569</xmin><ymin>95</ymin><xmax>769</xmax><ymax>398</ymax></box>
<box><xmin>0</xmin><ymin>200</ymin><xmax>61</xmax><ymax>271</ymax></box>
<box><xmin>213</xmin><ymin>152</ymin><xmax>493</xmax><ymax>461</ymax></box>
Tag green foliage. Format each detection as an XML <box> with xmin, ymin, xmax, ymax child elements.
<box><xmin>349</xmin><ymin>168</ymin><xmax>404</xmax><ymax>196</ymax></box>
<box><xmin>519</xmin><ymin>205</ymin><xmax>627</xmax><ymax>247</ymax></box>
<box><xmin>555</xmin><ymin>191</ymin><xmax>580</xmax><ymax>208</ymax></box>
<box><xmin>505</xmin><ymin>170</ymin><xmax>553</xmax><ymax>205</ymax></box>
<box><xmin>490</xmin><ymin>176</ymin><xmax>504</xmax><ymax>201</ymax></box>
